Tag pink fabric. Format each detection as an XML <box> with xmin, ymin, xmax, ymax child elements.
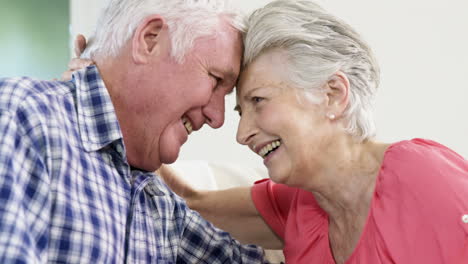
<box><xmin>251</xmin><ymin>139</ymin><xmax>468</xmax><ymax>263</ymax></box>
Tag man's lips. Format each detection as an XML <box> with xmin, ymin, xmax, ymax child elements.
<box><xmin>182</xmin><ymin>116</ymin><xmax>193</xmax><ymax>134</ymax></box>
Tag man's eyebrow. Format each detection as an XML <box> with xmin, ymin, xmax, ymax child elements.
<box><xmin>225</xmin><ymin>70</ymin><xmax>237</xmax><ymax>82</ymax></box>
<box><xmin>213</xmin><ymin>66</ymin><xmax>237</xmax><ymax>83</ymax></box>
<box><xmin>213</xmin><ymin>67</ymin><xmax>238</xmax><ymax>94</ymax></box>
<box><xmin>225</xmin><ymin>70</ymin><xmax>240</xmax><ymax>95</ymax></box>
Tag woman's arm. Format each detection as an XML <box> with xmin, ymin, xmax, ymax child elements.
<box><xmin>157</xmin><ymin>165</ymin><xmax>283</xmax><ymax>249</ymax></box>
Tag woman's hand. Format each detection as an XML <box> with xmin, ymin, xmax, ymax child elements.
<box><xmin>157</xmin><ymin>164</ymin><xmax>283</xmax><ymax>249</ymax></box>
<box><xmin>157</xmin><ymin>164</ymin><xmax>199</xmax><ymax>202</ymax></box>
<box><xmin>60</xmin><ymin>34</ymin><xmax>94</xmax><ymax>81</ymax></box>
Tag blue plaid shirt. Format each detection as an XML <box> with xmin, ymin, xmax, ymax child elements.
<box><xmin>0</xmin><ymin>66</ymin><xmax>264</xmax><ymax>263</ymax></box>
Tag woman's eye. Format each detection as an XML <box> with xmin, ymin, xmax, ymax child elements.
<box><xmin>252</xmin><ymin>96</ymin><xmax>263</xmax><ymax>103</ymax></box>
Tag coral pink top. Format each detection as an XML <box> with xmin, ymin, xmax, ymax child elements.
<box><xmin>252</xmin><ymin>139</ymin><xmax>468</xmax><ymax>263</ymax></box>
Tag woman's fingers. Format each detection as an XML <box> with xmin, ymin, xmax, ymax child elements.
<box><xmin>60</xmin><ymin>58</ymin><xmax>93</xmax><ymax>81</ymax></box>
<box><xmin>157</xmin><ymin>165</ymin><xmax>197</xmax><ymax>199</ymax></box>
<box><xmin>74</xmin><ymin>34</ymin><xmax>87</xmax><ymax>57</ymax></box>
<box><xmin>60</xmin><ymin>34</ymin><xmax>93</xmax><ymax>81</ymax></box>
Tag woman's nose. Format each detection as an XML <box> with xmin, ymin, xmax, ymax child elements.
<box><xmin>236</xmin><ymin>113</ymin><xmax>256</xmax><ymax>146</ymax></box>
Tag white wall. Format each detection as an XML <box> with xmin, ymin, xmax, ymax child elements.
<box><xmin>71</xmin><ymin>0</ymin><xmax>468</xmax><ymax>168</ymax></box>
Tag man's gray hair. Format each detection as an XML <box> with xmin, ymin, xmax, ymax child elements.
<box><xmin>82</xmin><ymin>0</ymin><xmax>245</xmax><ymax>63</ymax></box>
<box><xmin>243</xmin><ymin>0</ymin><xmax>380</xmax><ymax>141</ymax></box>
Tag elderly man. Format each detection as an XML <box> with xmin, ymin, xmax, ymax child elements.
<box><xmin>0</xmin><ymin>0</ymin><xmax>265</xmax><ymax>262</ymax></box>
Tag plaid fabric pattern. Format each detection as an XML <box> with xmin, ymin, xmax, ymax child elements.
<box><xmin>0</xmin><ymin>66</ymin><xmax>263</xmax><ymax>263</ymax></box>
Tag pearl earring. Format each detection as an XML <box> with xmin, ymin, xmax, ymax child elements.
<box><xmin>327</xmin><ymin>113</ymin><xmax>336</xmax><ymax>120</ymax></box>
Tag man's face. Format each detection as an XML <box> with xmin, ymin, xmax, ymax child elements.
<box><xmin>122</xmin><ymin>19</ymin><xmax>243</xmax><ymax>171</ymax></box>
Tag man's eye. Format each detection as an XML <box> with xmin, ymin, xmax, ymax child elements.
<box><xmin>211</xmin><ymin>74</ymin><xmax>222</xmax><ymax>84</ymax></box>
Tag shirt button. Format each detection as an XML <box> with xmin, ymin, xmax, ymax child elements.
<box><xmin>145</xmin><ymin>181</ymin><xmax>164</xmax><ymax>197</ymax></box>
<box><xmin>462</xmin><ymin>214</ymin><xmax>468</xmax><ymax>224</ymax></box>
<box><xmin>115</xmin><ymin>144</ymin><xmax>123</xmax><ymax>154</ymax></box>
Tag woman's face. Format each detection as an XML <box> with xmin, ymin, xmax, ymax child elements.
<box><xmin>235</xmin><ymin>50</ymin><xmax>337</xmax><ymax>186</ymax></box>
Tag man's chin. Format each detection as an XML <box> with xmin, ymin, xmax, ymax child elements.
<box><xmin>158</xmin><ymin>132</ymin><xmax>185</xmax><ymax>165</ymax></box>
<box><xmin>160</xmin><ymin>148</ymin><xmax>181</xmax><ymax>165</ymax></box>
<box><xmin>160</xmin><ymin>156</ymin><xmax>178</xmax><ymax>165</ymax></box>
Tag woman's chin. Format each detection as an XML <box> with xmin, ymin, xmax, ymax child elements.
<box><xmin>267</xmin><ymin>167</ymin><xmax>289</xmax><ymax>184</ymax></box>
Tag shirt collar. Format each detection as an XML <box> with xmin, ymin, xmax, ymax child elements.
<box><xmin>72</xmin><ymin>65</ymin><xmax>123</xmax><ymax>152</ymax></box>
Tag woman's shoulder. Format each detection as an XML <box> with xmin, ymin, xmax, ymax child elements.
<box><xmin>372</xmin><ymin>138</ymin><xmax>468</xmax><ymax>262</ymax></box>
<box><xmin>386</xmin><ymin>137</ymin><xmax>464</xmax><ymax>157</ymax></box>
<box><xmin>252</xmin><ymin>179</ymin><xmax>319</xmax><ymax>208</ymax></box>
<box><xmin>382</xmin><ymin>138</ymin><xmax>467</xmax><ymax>177</ymax></box>
<box><xmin>251</xmin><ymin>179</ymin><xmax>304</xmax><ymax>214</ymax></box>
<box><xmin>251</xmin><ymin>179</ymin><xmax>323</xmax><ymax>238</ymax></box>
<box><xmin>379</xmin><ymin>138</ymin><xmax>467</xmax><ymax>193</ymax></box>
<box><xmin>375</xmin><ymin>138</ymin><xmax>468</xmax><ymax>224</ymax></box>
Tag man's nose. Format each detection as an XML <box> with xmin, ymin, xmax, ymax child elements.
<box><xmin>202</xmin><ymin>93</ymin><xmax>225</xmax><ymax>129</ymax></box>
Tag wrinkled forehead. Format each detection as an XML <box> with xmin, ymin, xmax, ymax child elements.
<box><xmin>236</xmin><ymin>51</ymin><xmax>290</xmax><ymax>97</ymax></box>
<box><xmin>214</xmin><ymin>23</ymin><xmax>244</xmax><ymax>76</ymax></box>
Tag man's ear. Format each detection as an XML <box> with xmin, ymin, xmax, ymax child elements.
<box><xmin>324</xmin><ymin>71</ymin><xmax>350</xmax><ymax>118</ymax></box>
<box><xmin>132</xmin><ymin>15</ymin><xmax>166</xmax><ymax>64</ymax></box>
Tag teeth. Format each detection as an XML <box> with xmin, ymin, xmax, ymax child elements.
<box><xmin>182</xmin><ymin>117</ymin><xmax>193</xmax><ymax>134</ymax></box>
<box><xmin>259</xmin><ymin>140</ymin><xmax>281</xmax><ymax>158</ymax></box>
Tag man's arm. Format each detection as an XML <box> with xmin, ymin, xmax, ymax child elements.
<box><xmin>158</xmin><ymin>165</ymin><xmax>283</xmax><ymax>249</ymax></box>
<box><xmin>0</xmin><ymin>109</ymin><xmax>50</xmax><ymax>263</ymax></box>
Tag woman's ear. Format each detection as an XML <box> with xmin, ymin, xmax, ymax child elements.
<box><xmin>324</xmin><ymin>71</ymin><xmax>350</xmax><ymax>119</ymax></box>
<box><xmin>131</xmin><ymin>15</ymin><xmax>166</xmax><ymax>64</ymax></box>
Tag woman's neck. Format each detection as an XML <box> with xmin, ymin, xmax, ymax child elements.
<box><xmin>304</xmin><ymin>138</ymin><xmax>390</xmax><ymax>221</ymax></box>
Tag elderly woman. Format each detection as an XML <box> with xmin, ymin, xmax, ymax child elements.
<box><xmin>159</xmin><ymin>0</ymin><xmax>468</xmax><ymax>263</ymax></box>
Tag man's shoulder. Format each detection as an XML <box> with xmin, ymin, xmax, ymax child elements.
<box><xmin>0</xmin><ymin>77</ymin><xmax>74</xmax><ymax>114</ymax></box>
<box><xmin>0</xmin><ymin>77</ymin><xmax>78</xmax><ymax>137</ymax></box>
<box><xmin>0</xmin><ymin>76</ymin><xmax>74</xmax><ymax>99</ymax></box>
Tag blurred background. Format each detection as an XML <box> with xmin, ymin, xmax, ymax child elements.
<box><xmin>0</xmin><ymin>0</ymin><xmax>69</xmax><ymax>79</ymax></box>
<box><xmin>1</xmin><ymin>0</ymin><xmax>467</xmax><ymax>167</ymax></box>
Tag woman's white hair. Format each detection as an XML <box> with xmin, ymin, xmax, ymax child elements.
<box><xmin>82</xmin><ymin>0</ymin><xmax>244</xmax><ymax>63</ymax></box>
<box><xmin>243</xmin><ymin>0</ymin><xmax>380</xmax><ymax>141</ymax></box>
